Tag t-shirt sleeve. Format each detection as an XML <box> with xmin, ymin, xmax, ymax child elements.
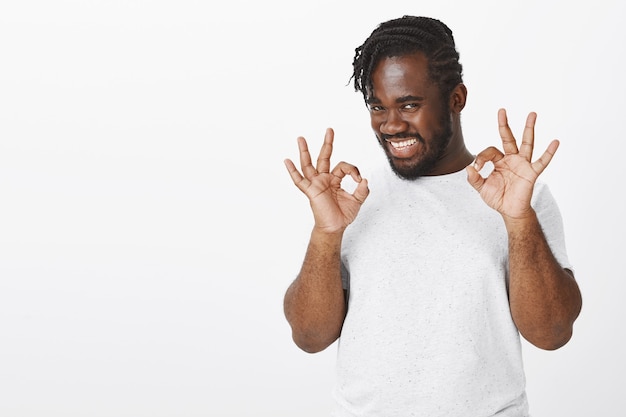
<box><xmin>340</xmin><ymin>260</ymin><xmax>350</xmax><ymax>291</ymax></box>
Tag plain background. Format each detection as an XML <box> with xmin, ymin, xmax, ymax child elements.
<box><xmin>1</xmin><ymin>0</ymin><xmax>624</xmax><ymax>416</ymax></box>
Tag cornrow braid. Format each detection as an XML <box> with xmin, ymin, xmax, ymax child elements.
<box><xmin>351</xmin><ymin>16</ymin><xmax>463</xmax><ymax>102</ymax></box>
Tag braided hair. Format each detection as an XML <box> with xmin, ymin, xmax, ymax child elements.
<box><xmin>351</xmin><ymin>16</ymin><xmax>463</xmax><ymax>103</ymax></box>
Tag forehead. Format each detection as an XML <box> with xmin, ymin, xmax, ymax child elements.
<box><xmin>368</xmin><ymin>52</ymin><xmax>437</xmax><ymax>101</ymax></box>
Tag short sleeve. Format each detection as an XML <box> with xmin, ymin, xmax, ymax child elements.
<box><xmin>341</xmin><ymin>260</ymin><xmax>350</xmax><ymax>291</ymax></box>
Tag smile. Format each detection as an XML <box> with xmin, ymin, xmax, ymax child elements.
<box><xmin>387</xmin><ymin>138</ymin><xmax>418</xmax><ymax>149</ymax></box>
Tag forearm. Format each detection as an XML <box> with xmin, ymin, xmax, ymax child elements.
<box><xmin>506</xmin><ymin>211</ymin><xmax>582</xmax><ymax>350</ymax></box>
<box><xmin>284</xmin><ymin>228</ymin><xmax>347</xmax><ymax>353</ymax></box>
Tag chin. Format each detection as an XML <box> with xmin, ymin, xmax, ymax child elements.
<box><xmin>389</xmin><ymin>159</ymin><xmax>432</xmax><ymax>180</ymax></box>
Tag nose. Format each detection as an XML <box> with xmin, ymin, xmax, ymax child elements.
<box><xmin>379</xmin><ymin>109</ymin><xmax>408</xmax><ymax>136</ymax></box>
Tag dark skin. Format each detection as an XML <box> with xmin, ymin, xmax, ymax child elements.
<box><xmin>284</xmin><ymin>52</ymin><xmax>581</xmax><ymax>353</ymax></box>
<box><xmin>366</xmin><ymin>53</ymin><xmax>473</xmax><ymax>177</ymax></box>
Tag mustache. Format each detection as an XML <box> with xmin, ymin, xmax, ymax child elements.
<box><xmin>380</xmin><ymin>133</ymin><xmax>424</xmax><ymax>142</ymax></box>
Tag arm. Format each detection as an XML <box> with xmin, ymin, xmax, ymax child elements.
<box><xmin>466</xmin><ymin>109</ymin><xmax>582</xmax><ymax>350</ymax></box>
<box><xmin>283</xmin><ymin>128</ymin><xmax>369</xmax><ymax>353</ymax></box>
<box><xmin>284</xmin><ymin>229</ymin><xmax>347</xmax><ymax>353</ymax></box>
<box><xmin>505</xmin><ymin>211</ymin><xmax>581</xmax><ymax>350</ymax></box>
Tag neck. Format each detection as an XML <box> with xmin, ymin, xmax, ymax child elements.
<box><xmin>428</xmin><ymin>120</ymin><xmax>474</xmax><ymax>176</ymax></box>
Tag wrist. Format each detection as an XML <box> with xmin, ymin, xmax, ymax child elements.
<box><xmin>311</xmin><ymin>225</ymin><xmax>345</xmax><ymax>240</ymax></box>
<box><xmin>502</xmin><ymin>209</ymin><xmax>538</xmax><ymax>232</ymax></box>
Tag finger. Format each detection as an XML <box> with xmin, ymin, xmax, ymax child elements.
<box><xmin>316</xmin><ymin>128</ymin><xmax>334</xmax><ymax>174</ymax></box>
<box><xmin>498</xmin><ymin>108</ymin><xmax>519</xmax><ymax>155</ymax></box>
<box><xmin>331</xmin><ymin>161</ymin><xmax>363</xmax><ymax>182</ymax></box>
<box><xmin>297</xmin><ymin>136</ymin><xmax>317</xmax><ymax>179</ymax></box>
<box><xmin>519</xmin><ymin>112</ymin><xmax>536</xmax><ymax>160</ymax></box>
<box><xmin>465</xmin><ymin>164</ymin><xmax>485</xmax><ymax>192</ymax></box>
<box><xmin>472</xmin><ymin>146</ymin><xmax>504</xmax><ymax>172</ymax></box>
<box><xmin>531</xmin><ymin>139</ymin><xmax>559</xmax><ymax>175</ymax></box>
<box><xmin>352</xmin><ymin>178</ymin><xmax>370</xmax><ymax>205</ymax></box>
<box><xmin>284</xmin><ymin>158</ymin><xmax>310</xmax><ymax>191</ymax></box>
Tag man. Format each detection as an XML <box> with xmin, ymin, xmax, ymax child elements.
<box><xmin>283</xmin><ymin>15</ymin><xmax>582</xmax><ymax>417</ymax></box>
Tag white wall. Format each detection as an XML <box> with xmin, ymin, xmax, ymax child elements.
<box><xmin>0</xmin><ymin>1</ymin><xmax>623</xmax><ymax>416</ymax></box>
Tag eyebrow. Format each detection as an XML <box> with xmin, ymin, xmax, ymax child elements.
<box><xmin>366</xmin><ymin>95</ymin><xmax>425</xmax><ymax>105</ymax></box>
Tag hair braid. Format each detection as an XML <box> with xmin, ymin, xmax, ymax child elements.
<box><xmin>351</xmin><ymin>16</ymin><xmax>463</xmax><ymax>102</ymax></box>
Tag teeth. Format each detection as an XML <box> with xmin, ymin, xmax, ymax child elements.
<box><xmin>389</xmin><ymin>138</ymin><xmax>417</xmax><ymax>149</ymax></box>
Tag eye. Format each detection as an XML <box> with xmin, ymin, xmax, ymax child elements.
<box><xmin>402</xmin><ymin>103</ymin><xmax>419</xmax><ymax>111</ymax></box>
<box><xmin>368</xmin><ymin>105</ymin><xmax>385</xmax><ymax>112</ymax></box>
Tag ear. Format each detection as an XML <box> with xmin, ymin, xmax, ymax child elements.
<box><xmin>449</xmin><ymin>83</ymin><xmax>467</xmax><ymax>113</ymax></box>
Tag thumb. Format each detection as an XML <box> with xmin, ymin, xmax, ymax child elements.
<box><xmin>352</xmin><ymin>178</ymin><xmax>370</xmax><ymax>205</ymax></box>
<box><xmin>466</xmin><ymin>165</ymin><xmax>484</xmax><ymax>192</ymax></box>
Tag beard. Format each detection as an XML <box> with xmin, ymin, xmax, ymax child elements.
<box><xmin>378</xmin><ymin>110</ymin><xmax>453</xmax><ymax>180</ymax></box>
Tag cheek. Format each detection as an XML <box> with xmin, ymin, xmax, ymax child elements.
<box><xmin>412</xmin><ymin>114</ymin><xmax>440</xmax><ymax>133</ymax></box>
<box><xmin>369</xmin><ymin>115</ymin><xmax>381</xmax><ymax>132</ymax></box>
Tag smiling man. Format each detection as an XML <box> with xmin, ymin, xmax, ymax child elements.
<box><xmin>283</xmin><ymin>16</ymin><xmax>582</xmax><ymax>417</ymax></box>
<box><xmin>366</xmin><ymin>51</ymin><xmax>470</xmax><ymax>178</ymax></box>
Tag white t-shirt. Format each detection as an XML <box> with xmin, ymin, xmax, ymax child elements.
<box><xmin>332</xmin><ymin>164</ymin><xmax>572</xmax><ymax>417</ymax></box>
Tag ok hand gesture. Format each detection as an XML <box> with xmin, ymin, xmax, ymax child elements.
<box><xmin>284</xmin><ymin>128</ymin><xmax>370</xmax><ymax>234</ymax></box>
<box><xmin>466</xmin><ymin>109</ymin><xmax>559</xmax><ymax>221</ymax></box>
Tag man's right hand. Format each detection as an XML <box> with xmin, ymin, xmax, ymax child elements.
<box><xmin>284</xmin><ymin>128</ymin><xmax>370</xmax><ymax>234</ymax></box>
